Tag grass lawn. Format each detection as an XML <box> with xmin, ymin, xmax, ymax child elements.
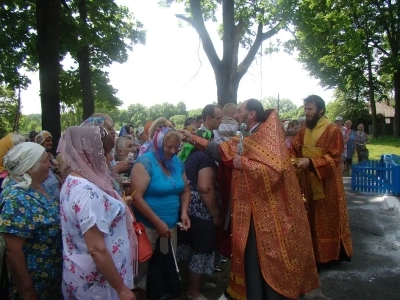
<box><xmin>368</xmin><ymin>136</ymin><xmax>400</xmax><ymax>160</ymax></box>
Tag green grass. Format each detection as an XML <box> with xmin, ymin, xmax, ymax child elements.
<box><xmin>368</xmin><ymin>136</ymin><xmax>400</xmax><ymax>160</ymax></box>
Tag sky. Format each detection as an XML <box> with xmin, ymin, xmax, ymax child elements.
<box><xmin>20</xmin><ymin>0</ymin><xmax>334</xmax><ymax>114</ymax></box>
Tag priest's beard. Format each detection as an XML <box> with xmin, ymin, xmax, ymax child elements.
<box><xmin>306</xmin><ymin>114</ymin><xmax>321</xmax><ymax>129</ymax></box>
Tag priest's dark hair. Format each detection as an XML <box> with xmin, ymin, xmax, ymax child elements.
<box><xmin>245</xmin><ymin>99</ymin><xmax>267</xmax><ymax>122</ymax></box>
<box><xmin>304</xmin><ymin>95</ymin><xmax>326</xmax><ymax>115</ymax></box>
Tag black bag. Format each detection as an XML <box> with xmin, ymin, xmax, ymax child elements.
<box><xmin>146</xmin><ymin>237</ymin><xmax>181</xmax><ymax>300</ymax></box>
<box><xmin>0</xmin><ymin>244</ymin><xmax>9</xmax><ymax>298</ymax></box>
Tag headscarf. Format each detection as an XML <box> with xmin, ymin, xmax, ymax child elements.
<box><xmin>0</xmin><ymin>134</ymin><xmax>15</xmax><ymax>173</ymax></box>
<box><xmin>35</xmin><ymin>130</ymin><xmax>52</xmax><ymax>145</ymax></box>
<box><xmin>80</xmin><ymin>116</ymin><xmax>106</xmax><ymax>127</ymax></box>
<box><xmin>57</xmin><ymin>116</ymin><xmax>107</xmax><ymax>155</ymax></box>
<box><xmin>178</xmin><ymin>128</ymin><xmax>213</xmax><ymax>162</ymax></box>
<box><xmin>149</xmin><ymin>127</ymin><xmax>177</xmax><ymax>172</ymax></box>
<box><xmin>63</xmin><ymin>126</ymin><xmax>113</xmax><ymax>194</ymax></box>
<box><xmin>119</xmin><ymin>124</ymin><xmax>134</xmax><ymax>137</ymax></box>
<box><xmin>2</xmin><ymin>142</ymin><xmax>45</xmax><ymax>189</ymax></box>
<box><xmin>62</xmin><ymin>126</ymin><xmax>138</xmax><ymax>273</ymax></box>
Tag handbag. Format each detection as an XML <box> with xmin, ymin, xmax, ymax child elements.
<box><xmin>128</xmin><ymin>207</ymin><xmax>153</xmax><ymax>262</ymax></box>
<box><xmin>146</xmin><ymin>237</ymin><xmax>181</xmax><ymax>300</ymax></box>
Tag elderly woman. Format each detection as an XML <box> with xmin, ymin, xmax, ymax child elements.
<box><xmin>0</xmin><ymin>133</ymin><xmax>27</xmax><ymax>191</ymax></box>
<box><xmin>355</xmin><ymin>123</ymin><xmax>369</xmax><ymax>163</ymax></box>
<box><xmin>116</xmin><ymin>135</ymin><xmax>137</xmax><ymax>162</ymax></box>
<box><xmin>138</xmin><ymin>118</ymin><xmax>174</xmax><ymax>157</ymax></box>
<box><xmin>177</xmin><ymin>129</ymin><xmax>221</xmax><ymax>300</ymax></box>
<box><xmin>0</xmin><ymin>142</ymin><xmax>62</xmax><ymax>299</ymax></box>
<box><xmin>60</xmin><ymin>126</ymin><xmax>137</xmax><ymax>300</ymax></box>
<box><xmin>130</xmin><ymin>127</ymin><xmax>191</xmax><ymax>290</ymax></box>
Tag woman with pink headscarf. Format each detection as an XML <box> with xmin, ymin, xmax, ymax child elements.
<box><xmin>59</xmin><ymin>126</ymin><xmax>137</xmax><ymax>300</ymax></box>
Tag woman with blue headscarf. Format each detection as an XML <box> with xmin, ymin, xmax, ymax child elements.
<box><xmin>130</xmin><ymin>127</ymin><xmax>191</xmax><ymax>290</ymax></box>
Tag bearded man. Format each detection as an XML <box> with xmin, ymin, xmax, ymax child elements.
<box><xmin>180</xmin><ymin>99</ymin><xmax>318</xmax><ymax>300</ymax></box>
<box><xmin>291</xmin><ymin>95</ymin><xmax>353</xmax><ymax>266</ymax></box>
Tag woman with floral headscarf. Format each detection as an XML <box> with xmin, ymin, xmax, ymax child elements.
<box><xmin>60</xmin><ymin>126</ymin><xmax>137</xmax><ymax>300</ymax></box>
<box><xmin>0</xmin><ymin>142</ymin><xmax>62</xmax><ymax>299</ymax></box>
<box><xmin>0</xmin><ymin>133</ymin><xmax>26</xmax><ymax>192</ymax></box>
<box><xmin>130</xmin><ymin>127</ymin><xmax>191</xmax><ymax>290</ymax></box>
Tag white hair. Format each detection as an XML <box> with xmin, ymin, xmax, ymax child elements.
<box><xmin>115</xmin><ymin>135</ymin><xmax>134</xmax><ymax>161</ymax></box>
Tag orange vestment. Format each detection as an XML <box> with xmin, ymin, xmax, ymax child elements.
<box><xmin>291</xmin><ymin>117</ymin><xmax>353</xmax><ymax>263</ymax></box>
<box><xmin>219</xmin><ymin>111</ymin><xmax>319</xmax><ymax>300</ymax></box>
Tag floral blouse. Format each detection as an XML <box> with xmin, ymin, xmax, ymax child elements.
<box><xmin>60</xmin><ymin>175</ymin><xmax>133</xmax><ymax>300</ymax></box>
<box><xmin>0</xmin><ymin>179</ymin><xmax>62</xmax><ymax>299</ymax></box>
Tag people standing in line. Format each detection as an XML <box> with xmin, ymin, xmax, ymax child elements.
<box><xmin>60</xmin><ymin>126</ymin><xmax>137</xmax><ymax>300</ymax></box>
<box><xmin>180</xmin><ymin>99</ymin><xmax>319</xmax><ymax>300</ymax></box>
<box><xmin>291</xmin><ymin>95</ymin><xmax>353</xmax><ymax>267</ymax></box>
<box><xmin>355</xmin><ymin>123</ymin><xmax>369</xmax><ymax>163</ymax></box>
<box><xmin>0</xmin><ymin>142</ymin><xmax>62</xmax><ymax>299</ymax></box>
<box><xmin>130</xmin><ymin>127</ymin><xmax>191</xmax><ymax>291</ymax></box>
<box><xmin>177</xmin><ymin>104</ymin><xmax>223</xmax><ymax>300</ymax></box>
<box><xmin>344</xmin><ymin>120</ymin><xmax>356</xmax><ymax>175</ymax></box>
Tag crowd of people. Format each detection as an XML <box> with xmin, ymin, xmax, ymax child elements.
<box><xmin>0</xmin><ymin>95</ymin><xmax>364</xmax><ymax>299</ymax></box>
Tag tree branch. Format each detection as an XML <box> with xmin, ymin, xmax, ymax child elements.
<box><xmin>371</xmin><ymin>41</ymin><xmax>390</xmax><ymax>57</ymax></box>
<box><xmin>175</xmin><ymin>14</ymin><xmax>194</xmax><ymax>26</ymax></box>
<box><xmin>237</xmin><ymin>24</ymin><xmax>281</xmax><ymax>80</ymax></box>
<box><xmin>188</xmin><ymin>0</ymin><xmax>221</xmax><ymax>71</ymax></box>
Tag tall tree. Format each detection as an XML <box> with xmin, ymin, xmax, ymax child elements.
<box><xmin>162</xmin><ymin>0</ymin><xmax>293</xmax><ymax>106</ymax></box>
<box><xmin>36</xmin><ymin>0</ymin><xmax>61</xmax><ymax>153</ymax></box>
<box><xmin>372</xmin><ymin>0</ymin><xmax>400</xmax><ymax>137</ymax></box>
<box><xmin>61</xmin><ymin>0</ymin><xmax>145</xmax><ymax>119</ymax></box>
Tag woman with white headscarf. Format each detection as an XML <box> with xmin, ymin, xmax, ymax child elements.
<box><xmin>60</xmin><ymin>126</ymin><xmax>137</xmax><ymax>300</ymax></box>
<box><xmin>0</xmin><ymin>142</ymin><xmax>62</xmax><ymax>299</ymax></box>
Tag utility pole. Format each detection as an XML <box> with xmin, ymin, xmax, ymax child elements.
<box><xmin>13</xmin><ymin>88</ymin><xmax>21</xmax><ymax>132</ymax></box>
<box><xmin>277</xmin><ymin>93</ymin><xmax>280</xmax><ymax>117</ymax></box>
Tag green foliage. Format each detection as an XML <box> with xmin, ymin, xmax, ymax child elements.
<box><xmin>0</xmin><ymin>86</ymin><xmax>18</xmax><ymax>138</ymax></box>
<box><xmin>170</xmin><ymin>114</ymin><xmax>186</xmax><ymax>128</ymax></box>
<box><xmin>260</xmin><ymin>96</ymin><xmax>298</xmax><ymax>120</ymax></box>
<box><xmin>325</xmin><ymin>90</ymin><xmax>371</xmax><ymax>127</ymax></box>
<box><xmin>188</xmin><ymin>108</ymin><xmax>202</xmax><ymax>118</ymax></box>
<box><xmin>0</xmin><ymin>0</ymin><xmax>145</xmax><ymax>120</ymax></box>
<box><xmin>60</xmin><ymin>68</ymin><xmax>122</xmax><ymax>109</ymax></box>
<box><xmin>61</xmin><ymin>0</ymin><xmax>146</xmax><ymax>68</ymax></box>
<box><xmin>0</xmin><ymin>1</ymin><xmax>35</xmax><ymax>89</ymax></box>
<box><xmin>18</xmin><ymin>114</ymin><xmax>41</xmax><ymax>134</ymax></box>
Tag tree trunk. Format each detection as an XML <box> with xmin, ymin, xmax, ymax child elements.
<box><xmin>78</xmin><ymin>46</ymin><xmax>95</xmax><ymax>121</ymax></box>
<box><xmin>366</xmin><ymin>49</ymin><xmax>378</xmax><ymax>138</ymax></box>
<box><xmin>216</xmin><ymin>72</ymin><xmax>239</xmax><ymax>107</ymax></box>
<box><xmin>78</xmin><ymin>0</ymin><xmax>95</xmax><ymax>121</ymax></box>
<box><xmin>36</xmin><ymin>0</ymin><xmax>61</xmax><ymax>154</ymax></box>
<box><xmin>394</xmin><ymin>71</ymin><xmax>400</xmax><ymax>138</ymax></box>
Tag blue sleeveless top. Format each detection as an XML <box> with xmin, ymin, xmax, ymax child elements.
<box><xmin>134</xmin><ymin>152</ymin><xmax>185</xmax><ymax>228</ymax></box>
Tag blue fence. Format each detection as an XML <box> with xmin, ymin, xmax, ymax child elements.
<box><xmin>352</xmin><ymin>154</ymin><xmax>400</xmax><ymax>196</ymax></box>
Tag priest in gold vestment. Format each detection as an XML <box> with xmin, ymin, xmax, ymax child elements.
<box><xmin>291</xmin><ymin>95</ymin><xmax>353</xmax><ymax>265</ymax></box>
<box><xmin>180</xmin><ymin>99</ymin><xmax>319</xmax><ymax>300</ymax></box>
